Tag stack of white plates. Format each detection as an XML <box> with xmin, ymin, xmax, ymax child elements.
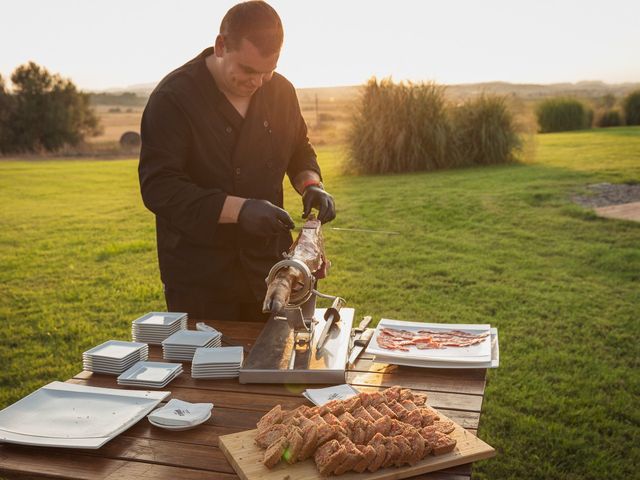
<box><xmin>83</xmin><ymin>340</ymin><xmax>149</xmax><ymax>375</ymax></box>
<box><xmin>191</xmin><ymin>346</ymin><xmax>243</xmax><ymax>378</ymax></box>
<box><xmin>132</xmin><ymin>312</ymin><xmax>188</xmax><ymax>345</ymax></box>
<box><xmin>117</xmin><ymin>361</ymin><xmax>183</xmax><ymax>388</ymax></box>
<box><xmin>162</xmin><ymin>330</ymin><xmax>222</xmax><ymax>361</ymax></box>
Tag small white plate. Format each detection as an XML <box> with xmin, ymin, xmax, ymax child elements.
<box><xmin>162</xmin><ymin>330</ymin><xmax>220</xmax><ymax>347</ymax></box>
<box><xmin>83</xmin><ymin>341</ymin><xmax>148</xmax><ymax>360</ymax></box>
<box><xmin>118</xmin><ymin>362</ymin><xmax>182</xmax><ymax>383</ymax></box>
<box><xmin>148</xmin><ymin>411</ymin><xmax>211</xmax><ymax>430</ymax></box>
<box><xmin>193</xmin><ymin>346</ymin><xmax>243</xmax><ymax>365</ymax></box>
<box><xmin>133</xmin><ymin>312</ymin><xmax>187</xmax><ymax>326</ymax></box>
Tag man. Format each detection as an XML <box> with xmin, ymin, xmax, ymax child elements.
<box><xmin>138</xmin><ymin>1</ymin><xmax>335</xmax><ymax>322</ymax></box>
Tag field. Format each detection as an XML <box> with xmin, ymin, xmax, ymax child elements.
<box><xmin>1</xmin><ymin>127</ymin><xmax>639</xmax><ymax>479</ymax></box>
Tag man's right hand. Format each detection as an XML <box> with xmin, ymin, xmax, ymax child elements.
<box><xmin>237</xmin><ymin>199</ymin><xmax>295</xmax><ymax>236</ymax></box>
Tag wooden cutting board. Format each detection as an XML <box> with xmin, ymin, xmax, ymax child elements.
<box><xmin>219</xmin><ymin>411</ymin><xmax>495</xmax><ymax>480</ymax></box>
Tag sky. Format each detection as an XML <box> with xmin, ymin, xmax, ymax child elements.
<box><xmin>1</xmin><ymin>0</ymin><xmax>639</xmax><ymax>92</ymax></box>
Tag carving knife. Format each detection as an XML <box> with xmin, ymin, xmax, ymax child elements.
<box><xmin>348</xmin><ymin>328</ymin><xmax>374</xmax><ymax>365</ymax></box>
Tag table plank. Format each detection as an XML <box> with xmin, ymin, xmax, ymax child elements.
<box><xmin>346</xmin><ymin>370</ymin><xmax>485</xmax><ymax>396</ymax></box>
<box><xmin>69</xmin><ymin>375</ymin><xmax>484</xmax><ymax>413</ymax></box>
<box><xmin>0</xmin><ymin>445</ymin><xmax>239</xmax><ymax>479</ymax></box>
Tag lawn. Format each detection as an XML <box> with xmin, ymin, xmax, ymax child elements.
<box><xmin>1</xmin><ymin>127</ymin><xmax>639</xmax><ymax>479</ymax></box>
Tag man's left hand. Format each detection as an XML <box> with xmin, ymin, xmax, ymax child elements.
<box><xmin>302</xmin><ymin>184</ymin><xmax>336</xmax><ymax>223</ymax></box>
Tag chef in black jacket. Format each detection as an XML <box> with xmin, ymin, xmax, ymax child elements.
<box><xmin>138</xmin><ymin>1</ymin><xmax>335</xmax><ymax>322</ymax></box>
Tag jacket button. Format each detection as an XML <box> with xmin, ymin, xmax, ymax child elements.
<box><xmin>235</xmin><ymin>167</ymin><xmax>241</xmax><ymax>176</ymax></box>
<box><xmin>226</xmin><ymin>126</ymin><xmax>232</xmax><ymax>134</ymax></box>
<box><xmin>263</xmin><ymin>120</ymin><xmax>269</xmax><ymax>128</ymax></box>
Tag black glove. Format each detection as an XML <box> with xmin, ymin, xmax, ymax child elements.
<box><xmin>302</xmin><ymin>184</ymin><xmax>336</xmax><ymax>223</ymax></box>
<box><xmin>238</xmin><ymin>199</ymin><xmax>295</xmax><ymax>236</ymax></box>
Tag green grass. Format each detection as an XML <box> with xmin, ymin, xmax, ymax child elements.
<box><xmin>1</xmin><ymin>127</ymin><xmax>639</xmax><ymax>479</ymax></box>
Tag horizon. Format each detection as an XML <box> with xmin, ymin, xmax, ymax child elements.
<box><xmin>102</xmin><ymin>78</ymin><xmax>640</xmax><ymax>96</ymax></box>
<box><xmin>1</xmin><ymin>0</ymin><xmax>639</xmax><ymax>91</ymax></box>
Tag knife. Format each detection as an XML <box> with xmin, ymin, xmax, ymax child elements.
<box><xmin>355</xmin><ymin>315</ymin><xmax>372</xmax><ymax>333</ymax></box>
<box><xmin>316</xmin><ymin>296</ymin><xmax>346</xmax><ymax>349</ymax></box>
<box><xmin>348</xmin><ymin>316</ymin><xmax>371</xmax><ymax>357</ymax></box>
<box><xmin>348</xmin><ymin>328</ymin><xmax>374</xmax><ymax>365</ymax></box>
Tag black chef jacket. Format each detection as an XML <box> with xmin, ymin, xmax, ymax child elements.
<box><xmin>138</xmin><ymin>47</ymin><xmax>321</xmax><ymax>302</ymax></box>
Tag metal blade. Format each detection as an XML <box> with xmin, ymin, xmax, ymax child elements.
<box><xmin>348</xmin><ymin>328</ymin><xmax>374</xmax><ymax>364</ymax></box>
<box><xmin>348</xmin><ymin>345</ymin><xmax>365</xmax><ymax>365</ymax></box>
<box><xmin>316</xmin><ymin>312</ymin><xmax>336</xmax><ymax>349</ymax></box>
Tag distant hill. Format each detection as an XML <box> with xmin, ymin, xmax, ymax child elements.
<box><xmin>91</xmin><ymin>80</ymin><xmax>640</xmax><ymax>106</ymax></box>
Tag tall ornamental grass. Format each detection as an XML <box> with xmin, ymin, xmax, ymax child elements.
<box><xmin>535</xmin><ymin>98</ymin><xmax>592</xmax><ymax>133</ymax></box>
<box><xmin>347</xmin><ymin>78</ymin><xmax>520</xmax><ymax>174</ymax></box>
<box><xmin>451</xmin><ymin>95</ymin><xmax>521</xmax><ymax>167</ymax></box>
<box><xmin>595</xmin><ymin>110</ymin><xmax>623</xmax><ymax>128</ymax></box>
<box><xmin>347</xmin><ymin>79</ymin><xmax>451</xmax><ymax>173</ymax></box>
<box><xmin>623</xmin><ymin>89</ymin><xmax>640</xmax><ymax>125</ymax></box>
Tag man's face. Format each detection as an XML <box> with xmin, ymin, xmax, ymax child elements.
<box><xmin>216</xmin><ymin>36</ymin><xmax>279</xmax><ymax>97</ymax></box>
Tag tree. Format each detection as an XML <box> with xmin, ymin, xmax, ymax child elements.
<box><xmin>0</xmin><ymin>62</ymin><xmax>101</xmax><ymax>153</ymax></box>
<box><xmin>0</xmin><ymin>75</ymin><xmax>15</xmax><ymax>153</ymax></box>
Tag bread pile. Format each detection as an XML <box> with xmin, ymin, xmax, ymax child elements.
<box><xmin>255</xmin><ymin>386</ymin><xmax>457</xmax><ymax>475</ymax></box>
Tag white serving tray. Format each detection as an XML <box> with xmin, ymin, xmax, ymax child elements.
<box><xmin>0</xmin><ymin>381</ymin><xmax>169</xmax><ymax>448</ymax></box>
<box><xmin>366</xmin><ymin>319</ymin><xmax>493</xmax><ymax>363</ymax></box>
<box><xmin>373</xmin><ymin>328</ymin><xmax>500</xmax><ymax>369</ymax></box>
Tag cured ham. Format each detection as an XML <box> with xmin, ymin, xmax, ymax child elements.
<box><xmin>377</xmin><ymin>327</ymin><xmax>489</xmax><ymax>351</ymax></box>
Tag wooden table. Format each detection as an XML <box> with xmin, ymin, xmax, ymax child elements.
<box><xmin>0</xmin><ymin>319</ymin><xmax>488</xmax><ymax>480</ymax></box>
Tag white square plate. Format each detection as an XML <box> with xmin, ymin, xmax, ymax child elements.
<box><xmin>373</xmin><ymin>328</ymin><xmax>500</xmax><ymax>369</ymax></box>
<box><xmin>83</xmin><ymin>341</ymin><xmax>147</xmax><ymax>360</ymax></box>
<box><xmin>118</xmin><ymin>362</ymin><xmax>182</xmax><ymax>383</ymax></box>
<box><xmin>366</xmin><ymin>319</ymin><xmax>492</xmax><ymax>363</ymax></box>
<box><xmin>192</xmin><ymin>346</ymin><xmax>243</xmax><ymax>365</ymax></box>
<box><xmin>162</xmin><ymin>330</ymin><xmax>219</xmax><ymax>347</ymax></box>
<box><xmin>133</xmin><ymin>312</ymin><xmax>187</xmax><ymax>326</ymax></box>
<box><xmin>0</xmin><ymin>382</ymin><xmax>169</xmax><ymax>448</ymax></box>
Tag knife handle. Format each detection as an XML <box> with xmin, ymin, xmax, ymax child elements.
<box><xmin>357</xmin><ymin>315</ymin><xmax>372</xmax><ymax>331</ymax></box>
<box><xmin>324</xmin><ymin>296</ymin><xmax>345</xmax><ymax>322</ymax></box>
<box><xmin>355</xmin><ymin>328</ymin><xmax>374</xmax><ymax>346</ymax></box>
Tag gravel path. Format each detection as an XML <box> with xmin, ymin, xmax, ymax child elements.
<box><xmin>572</xmin><ymin>183</ymin><xmax>640</xmax><ymax>208</ymax></box>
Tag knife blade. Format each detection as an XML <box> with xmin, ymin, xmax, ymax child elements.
<box><xmin>348</xmin><ymin>328</ymin><xmax>374</xmax><ymax>365</ymax></box>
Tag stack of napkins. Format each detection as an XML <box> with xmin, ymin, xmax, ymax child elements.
<box><xmin>191</xmin><ymin>346</ymin><xmax>243</xmax><ymax>378</ymax></box>
<box><xmin>83</xmin><ymin>340</ymin><xmax>148</xmax><ymax>375</ymax></box>
<box><xmin>366</xmin><ymin>319</ymin><xmax>499</xmax><ymax>369</ymax></box>
<box><xmin>132</xmin><ymin>312</ymin><xmax>188</xmax><ymax>345</ymax></box>
<box><xmin>117</xmin><ymin>361</ymin><xmax>183</xmax><ymax>388</ymax></box>
<box><xmin>147</xmin><ymin>399</ymin><xmax>213</xmax><ymax>430</ymax></box>
<box><xmin>162</xmin><ymin>330</ymin><xmax>222</xmax><ymax>361</ymax></box>
<box><xmin>303</xmin><ymin>384</ymin><xmax>360</xmax><ymax>406</ymax></box>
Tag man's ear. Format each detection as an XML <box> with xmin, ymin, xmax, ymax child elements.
<box><xmin>214</xmin><ymin>35</ymin><xmax>225</xmax><ymax>57</ymax></box>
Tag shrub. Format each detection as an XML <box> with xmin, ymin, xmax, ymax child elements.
<box><xmin>451</xmin><ymin>95</ymin><xmax>521</xmax><ymax>167</ymax></box>
<box><xmin>347</xmin><ymin>78</ymin><xmax>452</xmax><ymax>173</ymax></box>
<box><xmin>623</xmin><ymin>89</ymin><xmax>640</xmax><ymax>125</ymax></box>
<box><xmin>535</xmin><ymin>98</ymin><xmax>592</xmax><ymax>133</ymax></box>
<box><xmin>596</xmin><ymin>110</ymin><xmax>622</xmax><ymax>128</ymax></box>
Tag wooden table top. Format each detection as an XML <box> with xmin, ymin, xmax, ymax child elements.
<box><xmin>0</xmin><ymin>318</ymin><xmax>488</xmax><ymax>480</ymax></box>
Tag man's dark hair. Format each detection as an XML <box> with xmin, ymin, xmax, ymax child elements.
<box><xmin>220</xmin><ymin>1</ymin><xmax>284</xmax><ymax>56</ymax></box>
